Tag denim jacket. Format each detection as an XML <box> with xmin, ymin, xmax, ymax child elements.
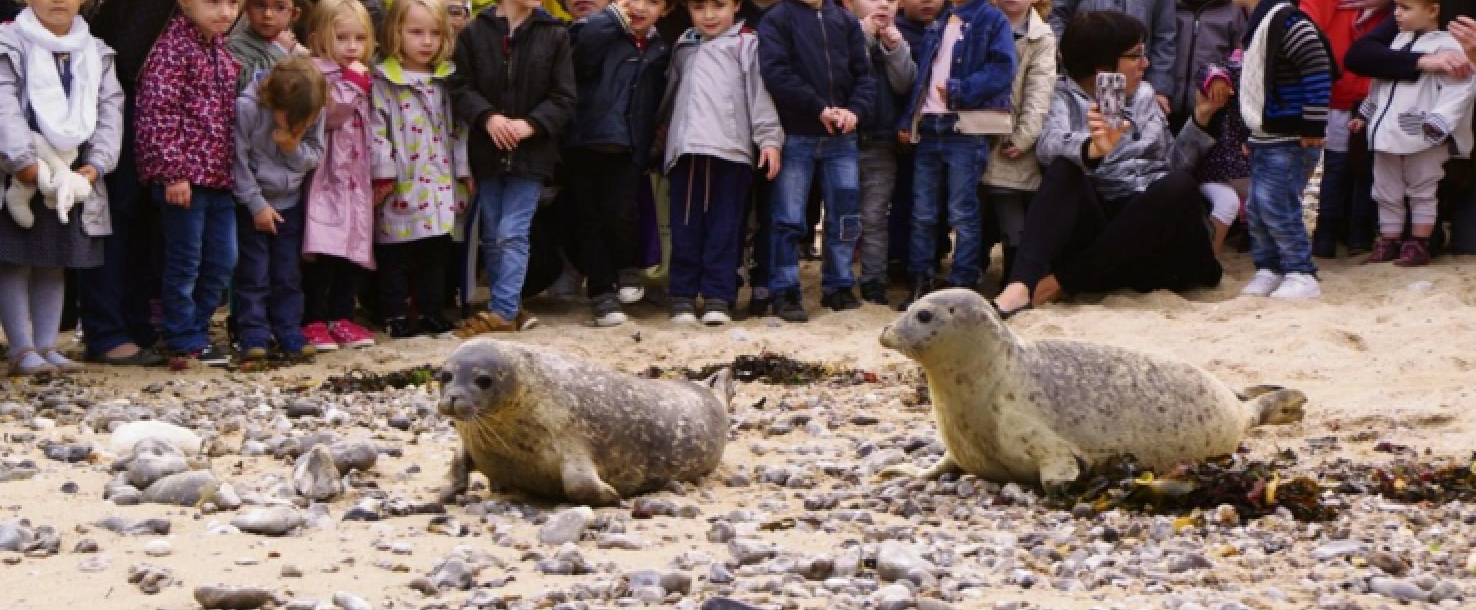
<box><xmin>899</xmin><ymin>0</ymin><xmax>1016</xmax><ymax>138</ymax></box>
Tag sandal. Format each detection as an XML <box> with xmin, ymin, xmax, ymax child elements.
<box><xmin>454</xmin><ymin>312</ymin><xmax>515</xmax><ymax>338</ymax></box>
<box><xmin>38</xmin><ymin>348</ymin><xmax>86</xmax><ymax>374</ymax></box>
<box><xmin>9</xmin><ymin>348</ymin><xmax>58</xmax><ymax>377</ymax></box>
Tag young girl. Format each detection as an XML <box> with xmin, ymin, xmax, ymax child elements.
<box><xmin>448</xmin><ymin>0</ymin><xmax>574</xmax><ymax>335</ymax></box>
<box><xmin>0</xmin><ymin>0</ymin><xmax>124</xmax><ymax>376</ymax></box>
<box><xmin>1351</xmin><ymin>0</ymin><xmax>1476</xmax><ymax>267</ymax></box>
<box><xmin>371</xmin><ymin>0</ymin><xmax>469</xmax><ymax>338</ymax></box>
<box><xmin>301</xmin><ymin>0</ymin><xmax>377</xmax><ymax>350</ymax></box>
<box><xmin>233</xmin><ymin>57</ymin><xmax>327</xmax><ymax>361</ymax></box>
<box><xmin>1193</xmin><ymin>52</ymin><xmax>1250</xmax><ymax>256</ymax></box>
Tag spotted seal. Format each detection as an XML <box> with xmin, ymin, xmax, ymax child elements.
<box><xmin>436</xmin><ymin>338</ymin><xmax>732</xmax><ymax>505</ymax></box>
<box><xmin>878</xmin><ymin>289</ymin><xmax>1306</xmax><ymax>490</ymax></box>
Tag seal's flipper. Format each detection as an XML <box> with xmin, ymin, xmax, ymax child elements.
<box><xmin>1250</xmin><ymin>388</ymin><xmax>1307</xmax><ymax>426</ymax></box>
<box><xmin>562</xmin><ymin>459</ymin><xmax>621</xmax><ymax>506</ymax></box>
<box><xmin>1236</xmin><ymin>384</ymin><xmax>1285</xmax><ymax>401</ymax></box>
<box><xmin>438</xmin><ymin>447</ymin><xmax>473</xmax><ymax>505</ymax></box>
<box><xmin>879</xmin><ymin>452</ymin><xmax>959</xmax><ymax>481</ymax></box>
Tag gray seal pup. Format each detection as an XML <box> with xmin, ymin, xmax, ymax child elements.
<box><xmin>436</xmin><ymin>338</ymin><xmax>732</xmax><ymax>505</ymax></box>
<box><xmin>878</xmin><ymin>289</ymin><xmax>1306</xmax><ymax>491</ymax></box>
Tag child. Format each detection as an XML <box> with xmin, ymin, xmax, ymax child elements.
<box><xmin>448</xmin><ymin>0</ymin><xmax>575</xmax><ymax>334</ymax></box>
<box><xmin>565</xmin><ymin>0</ymin><xmax>672</xmax><ymax>327</ymax></box>
<box><xmin>136</xmin><ymin>0</ymin><xmax>244</xmax><ymax>366</ymax></box>
<box><xmin>1350</xmin><ymin>0</ymin><xmax>1476</xmax><ymax>267</ymax></box>
<box><xmin>1193</xmin><ymin>54</ymin><xmax>1249</xmax><ymax>256</ymax></box>
<box><xmin>1168</xmin><ymin>0</ymin><xmax>1247</xmax><ymax>131</ymax></box>
<box><xmin>230</xmin><ymin>0</ymin><xmax>306</xmax><ymax>93</ymax></box>
<box><xmin>980</xmin><ymin>0</ymin><xmax>1054</xmax><ymax>282</ymax></box>
<box><xmin>232</xmin><ymin>58</ymin><xmax>327</xmax><ymax>360</ymax></box>
<box><xmin>301</xmin><ymin>0</ymin><xmax>377</xmax><ymax>350</ymax></box>
<box><xmin>1235</xmin><ymin>0</ymin><xmax>1333</xmax><ymax>299</ymax></box>
<box><xmin>895</xmin><ymin>0</ymin><xmax>1015</xmax><ymax>310</ymax></box>
<box><xmin>758</xmin><ymin>0</ymin><xmax>877</xmax><ymax>323</ymax></box>
<box><xmin>844</xmin><ymin>0</ymin><xmax>915</xmax><ymax>307</ymax></box>
<box><xmin>661</xmin><ymin>0</ymin><xmax>783</xmax><ymax>325</ymax></box>
<box><xmin>448</xmin><ymin>0</ymin><xmax>473</xmax><ymax>31</ymax></box>
<box><xmin>0</xmin><ymin>0</ymin><xmax>124</xmax><ymax>375</ymax></box>
<box><xmin>371</xmin><ymin>0</ymin><xmax>469</xmax><ymax>337</ymax></box>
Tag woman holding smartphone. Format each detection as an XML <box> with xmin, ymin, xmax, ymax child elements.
<box><xmin>992</xmin><ymin>9</ymin><xmax>1232</xmax><ymax>316</ymax></box>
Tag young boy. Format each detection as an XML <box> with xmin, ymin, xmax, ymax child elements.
<box><xmin>565</xmin><ymin>0</ymin><xmax>672</xmax><ymax>327</ymax></box>
<box><xmin>136</xmin><ymin>0</ymin><xmax>244</xmax><ymax>366</ymax></box>
<box><xmin>1235</xmin><ymin>0</ymin><xmax>1334</xmax><ymax>299</ymax></box>
<box><xmin>229</xmin><ymin>0</ymin><xmax>306</xmax><ymax>93</ymax></box>
<box><xmin>896</xmin><ymin>0</ymin><xmax>1015</xmax><ymax>309</ymax></box>
<box><xmin>661</xmin><ymin>0</ymin><xmax>784</xmax><ymax>325</ymax></box>
<box><xmin>758</xmin><ymin>0</ymin><xmax>877</xmax><ymax>323</ymax></box>
<box><xmin>844</xmin><ymin>0</ymin><xmax>915</xmax><ymax>307</ymax></box>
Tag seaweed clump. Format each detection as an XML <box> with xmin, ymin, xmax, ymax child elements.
<box><xmin>319</xmin><ymin>365</ymin><xmax>437</xmax><ymax>393</ymax></box>
<box><xmin>644</xmin><ymin>352</ymin><xmax>869</xmax><ymax>386</ymax></box>
<box><xmin>1322</xmin><ymin>453</ymin><xmax>1476</xmax><ymax>504</ymax></box>
<box><xmin>1046</xmin><ymin>453</ymin><xmax>1338</xmax><ymax>522</ymax></box>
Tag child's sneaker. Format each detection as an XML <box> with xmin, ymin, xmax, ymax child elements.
<box><xmin>385</xmin><ymin>317</ymin><xmax>417</xmax><ymax>339</ymax></box>
<box><xmin>514</xmin><ymin>310</ymin><xmax>540</xmax><ymax>331</ymax></box>
<box><xmin>700</xmin><ymin>300</ymin><xmax>731</xmax><ymax>326</ymax></box>
<box><xmin>592</xmin><ymin>294</ymin><xmax>627</xmax><ymax>327</ymax></box>
<box><xmin>820</xmin><ymin>287</ymin><xmax>861</xmax><ymax>312</ymax></box>
<box><xmin>241</xmin><ymin>346</ymin><xmax>269</xmax><ymax>361</ymax></box>
<box><xmin>1269</xmin><ymin>273</ymin><xmax>1320</xmax><ymax>299</ymax></box>
<box><xmin>1393</xmin><ymin>239</ymin><xmax>1431</xmax><ymax>267</ymax></box>
<box><xmin>303</xmin><ymin>322</ymin><xmax>338</xmax><ymax>352</ymax></box>
<box><xmin>195</xmin><ymin>344</ymin><xmax>231</xmax><ymax>367</ymax></box>
<box><xmin>1363</xmin><ymin>237</ymin><xmax>1401</xmax><ymax>264</ymax></box>
<box><xmin>670</xmin><ymin>297</ymin><xmax>698</xmax><ymax>324</ymax></box>
<box><xmin>283</xmin><ymin>344</ymin><xmax>317</xmax><ymax>360</ymax></box>
<box><xmin>329</xmin><ymin>320</ymin><xmax>376</xmax><ymax>348</ymax></box>
<box><xmin>1239</xmin><ymin>269</ymin><xmax>1283</xmax><ymax>297</ymax></box>
<box><xmin>417</xmin><ymin>315</ymin><xmax>456</xmax><ymax>336</ymax></box>
<box><xmin>617</xmin><ymin>285</ymin><xmax>645</xmax><ymax>304</ymax></box>
<box><xmin>860</xmin><ymin>280</ymin><xmax>889</xmax><ymax>306</ymax></box>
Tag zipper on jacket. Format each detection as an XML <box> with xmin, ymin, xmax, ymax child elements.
<box><xmin>818</xmin><ymin>10</ymin><xmax>835</xmax><ymax>107</ymax></box>
<box><xmin>1178</xmin><ymin>8</ymin><xmax>1204</xmax><ymax>117</ymax></box>
<box><xmin>502</xmin><ymin>26</ymin><xmax>517</xmax><ymax>171</ymax></box>
<box><xmin>1368</xmin><ymin>32</ymin><xmax>1419</xmax><ymax>149</ymax></box>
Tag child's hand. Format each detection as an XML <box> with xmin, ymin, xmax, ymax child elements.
<box><xmin>486</xmin><ymin>114</ymin><xmax>516</xmax><ymax>150</ymax></box>
<box><xmin>76</xmin><ymin>165</ymin><xmax>98</xmax><ymax>184</ymax></box>
<box><xmin>1085</xmin><ymin>103</ymin><xmax>1126</xmax><ymax>159</ymax></box>
<box><xmin>859</xmin><ymin>15</ymin><xmax>880</xmax><ymax>37</ymax></box>
<box><xmin>14</xmin><ymin>163</ymin><xmax>38</xmax><ymax>185</ymax></box>
<box><xmin>461</xmin><ymin>177</ymin><xmax>477</xmax><ymax>196</ymax></box>
<box><xmin>277</xmin><ymin>29</ymin><xmax>298</xmax><ymax>50</ymax></box>
<box><xmin>879</xmin><ymin>24</ymin><xmax>903</xmax><ymax>51</ymax></box>
<box><xmin>165</xmin><ymin>180</ymin><xmax>192</xmax><ymax>208</ymax></box>
<box><xmin>348</xmin><ymin>61</ymin><xmax>368</xmax><ymax>75</ymax></box>
<box><xmin>373</xmin><ymin>181</ymin><xmax>394</xmax><ymax>205</ymax></box>
<box><xmin>897</xmin><ymin>130</ymin><xmax>910</xmax><ymax>144</ymax></box>
<box><xmin>253</xmin><ymin>205</ymin><xmax>284</xmax><ymax>235</ymax></box>
<box><xmin>508</xmin><ymin>119</ymin><xmax>535</xmax><ymax>142</ymax></box>
<box><xmin>1349</xmin><ymin>118</ymin><xmax>1366</xmax><ymax>133</ymax></box>
<box><xmin>758</xmin><ymin>147</ymin><xmax>781</xmax><ymax>181</ymax></box>
<box><xmin>831</xmin><ymin>108</ymin><xmax>858</xmax><ymax>134</ymax></box>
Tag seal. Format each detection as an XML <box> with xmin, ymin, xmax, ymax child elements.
<box><xmin>878</xmin><ymin>289</ymin><xmax>1306</xmax><ymax>491</ymax></box>
<box><xmin>436</xmin><ymin>338</ymin><xmax>733</xmax><ymax>505</ymax></box>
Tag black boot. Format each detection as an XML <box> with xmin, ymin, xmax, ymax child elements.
<box><xmin>896</xmin><ymin>275</ymin><xmax>933</xmax><ymax>312</ymax></box>
<box><xmin>1001</xmin><ymin>246</ymin><xmax>1017</xmax><ymax>288</ymax></box>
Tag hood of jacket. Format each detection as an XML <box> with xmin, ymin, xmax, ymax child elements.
<box><xmin>373</xmin><ymin>55</ymin><xmax>455</xmax><ymax>84</ymax></box>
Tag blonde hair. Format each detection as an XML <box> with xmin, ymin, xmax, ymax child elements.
<box><xmin>382</xmin><ymin>0</ymin><xmax>456</xmax><ymax>67</ymax></box>
<box><xmin>306</xmin><ymin>0</ymin><xmax>377</xmax><ymax>64</ymax></box>
<box><xmin>259</xmin><ymin>57</ymin><xmax>330</xmax><ymax>131</ymax></box>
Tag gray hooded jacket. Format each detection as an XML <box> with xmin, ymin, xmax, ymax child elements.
<box><xmin>232</xmin><ymin>74</ymin><xmax>326</xmax><ymax>216</ymax></box>
<box><xmin>1037</xmin><ymin>76</ymin><xmax>1213</xmax><ymax>200</ymax></box>
<box><xmin>660</xmin><ymin>22</ymin><xmax>784</xmax><ymax>173</ymax></box>
<box><xmin>0</xmin><ymin>23</ymin><xmax>125</xmax><ymax>237</ymax></box>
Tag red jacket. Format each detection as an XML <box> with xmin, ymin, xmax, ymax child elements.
<box><xmin>1302</xmin><ymin>0</ymin><xmax>1390</xmax><ymax>110</ymax></box>
<box><xmin>134</xmin><ymin>14</ymin><xmax>239</xmax><ymax>188</ymax></box>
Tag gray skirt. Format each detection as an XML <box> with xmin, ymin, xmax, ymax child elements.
<box><xmin>0</xmin><ymin>194</ymin><xmax>105</xmax><ymax>269</ymax></box>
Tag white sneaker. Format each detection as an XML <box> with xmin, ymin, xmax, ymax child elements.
<box><xmin>1240</xmin><ymin>269</ymin><xmax>1283</xmax><ymax>297</ymax></box>
<box><xmin>1269</xmin><ymin>272</ymin><xmax>1320</xmax><ymax>299</ymax></box>
<box><xmin>670</xmin><ymin>312</ymin><xmax>698</xmax><ymax>325</ymax></box>
<box><xmin>617</xmin><ymin>286</ymin><xmax>645</xmax><ymax>304</ymax></box>
<box><xmin>700</xmin><ymin>310</ymin><xmax>732</xmax><ymax>326</ymax></box>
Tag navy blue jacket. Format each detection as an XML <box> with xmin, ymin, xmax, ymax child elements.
<box><xmin>567</xmin><ymin>6</ymin><xmax>670</xmax><ymax>165</ymax></box>
<box><xmin>896</xmin><ymin>6</ymin><xmax>947</xmax><ymax>64</ymax></box>
<box><xmin>757</xmin><ymin>0</ymin><xmax>877</xmax><ymax>137</ymax></box>
<box><xmin>899</xmin><ymin>0</ymin><xmax>1015</xmax><ymax>130</ymax></box>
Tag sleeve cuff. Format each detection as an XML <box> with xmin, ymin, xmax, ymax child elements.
<box><xmin>1299</xmin><ymin>121</ymin><xmax>1328</xmax><ymax>138</ymax></box>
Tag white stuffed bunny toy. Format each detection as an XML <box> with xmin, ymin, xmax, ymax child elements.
<box><xmin>2</xmin><ymin>130</ymin><xmax>91</xmax><ymax>228</ymax></box>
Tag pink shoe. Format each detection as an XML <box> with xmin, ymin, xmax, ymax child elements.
<box><xmin>329</xmin><ymin>320</ymin><xmax>376</xmax><ymax>349</ymax></box>
<box><xmin>303</xmin><ymin>322</ymin><xmax>339</xmax><ymax>352</ymax></box>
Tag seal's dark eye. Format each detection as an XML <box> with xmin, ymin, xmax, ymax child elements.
<box><xmin>438</xmin><ymin>370</ymin><xmax>453</xmax><ymax>384</ymax></box>
<box><xmin>475</xmin><ymin>375</ymin><xmax>494</xmax><ymax>390</ymax></box>
<box><xmin>916</xmin><ymin>310</ymin><xmax>934</xmax><ymax>324</ymax></box>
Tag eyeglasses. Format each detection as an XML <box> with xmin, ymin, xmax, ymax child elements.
<box><xmin>448</xmin><ymin>6</ymin><xmax>470</xmax><ymax>16</ymax></box>
<box><xmin>1120</xmin><ymin>51</ymin><xmax>1148</xmax><ymax>61</ymax></box>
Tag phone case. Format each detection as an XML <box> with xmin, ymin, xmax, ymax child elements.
<box><xmin>1096</xmin><ymin>72</ymin><xmax>1127</xmax><ymax>129</ymax></box>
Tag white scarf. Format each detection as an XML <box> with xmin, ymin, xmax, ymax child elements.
<box><xmin>14</xmin><ymin>8</ymin><xmax>100</xmax><ymax>151</ymax></box>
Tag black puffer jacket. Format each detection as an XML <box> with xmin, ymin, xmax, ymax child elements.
<box><xmin>567</xmin><ymin>5</ymin><xmax>669</xmax><ymax>166</ymax></box>
<box><xmin>450</xmin><ymin>8</ymin><xmax>576</xmax><ymax>181</ymax></box>
<box><xmin>86</xmin><ymin>0</ymin><xmax>176</xmax><ymax>95</ymax></box>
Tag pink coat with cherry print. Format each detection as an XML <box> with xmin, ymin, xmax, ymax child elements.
<box><xmin>370</xmin><ymin>57</ymin><xmax>469</xmax><ymax>244</ymax></box>
<box><xmin>303</xmin><ymin>58</ymin><xmax>376</xmax><ymax>269</ymax></box>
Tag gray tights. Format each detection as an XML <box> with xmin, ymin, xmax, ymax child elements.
<box><xmin>0</xmin><ymin>262</ymin><xmax>65</xmax><ymax>358</ymax></box>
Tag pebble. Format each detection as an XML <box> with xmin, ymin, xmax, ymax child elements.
<box><xmin>109</xmin><ymin>421</ymin><xmax>202</xmax><ymax>456</ymax></box>
<box><xmin>597</xmin><ymin>533</ymin><xmax>647</xmax><ymax>550</ymax></box>
<box><xmin>0</xmin><ymin>459</ymin><xmax>39</xmax><ymax>481</ymax></box>
<box><xmin>292</xmin><ymin>445</ymin><xmax>342</xmax><ymax>501</ymax></box>
<box><xmin>194</xmin><ymin>585</ymin><xmax>274</xmax><ymax>609</ymax></box>
<box><xmin>280</xmin><ymin>564</ymin><xmax>303</xmax><ymax>577</ymax></box>
<box><xmin>729</xmin><ymin>537</ymin><xmax>777</xmax><ymax>565</ymax></box>
<box><xmin>333</xmin><ymin>591</ymin><xmax>373</xmax><ymax>610</ymax></box>
<box><xmin>1312</xmin><ymin>540</ymin><xmax>1366</xmax><ymax>561</ymax></box>
<box><xmin>126</xmin><ymin>563</ymin><xmax>175</xmax><ymax>594</ymax></box>
<box><xmin>1367</xmin><ymin>550</ymin><xmax>1409</xmax><ymax>576</ymax></box>
<box><xmin>329</xmin><ymin>440</ymin><xmax>378</xmax><ymax>475</ymax></box>
<box><xmin>1368</xmin><ymin>576</ymin><xmax>1429</xmax><ymax>602</ymax></box>
<box><xmin>232</xmin><ymin>506</ymin><xmax>304</xmax><ymax>536</ymax></box>
<box><xmin>143</xmin><ymin>540</ymin><xmax>172</xmax><ymax>557</ymax></box>
<box><xmin>42</xmin><ymin>443</ymin><xmax>92</xmax><ymax>463</ymax></box>
<box><xmin>140</xmin><ymin>470</ymin><xmax>219</xmax><ymax>506</ymax></box>
<box><xmin>876</xmin><ymin>541</ymin><xmax>931</xmax><ymax>583</ymax></box>
<box><xmin>539</xmin><ymin>506</ymin><xmax>594</xmax><ymax>545</ymax></box>
<box><xmin>126</xmin><ymin>444</ymin><xmax>190</xmax><ymax>489</ymax></box>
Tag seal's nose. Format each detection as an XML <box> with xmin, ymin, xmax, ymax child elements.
<box><xmin>438</xmin><ymin>395</ymin><xmax>460</xmax><ymax>418</ymax></box>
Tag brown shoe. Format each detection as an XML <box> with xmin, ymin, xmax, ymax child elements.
<box><xmin>1363</xmin><ymin>238</ymin><xmax>1402</xmax><ymax>264</ymax></box>
<box><xmin>454</xmin><ymin>312</ymin><xmax>515</xmax><ymax>338</ymax></box>
<box><xmin>1393</xmin><ymin>239</ymin><xmax>1431</xmax><ymax>267</ymax></box>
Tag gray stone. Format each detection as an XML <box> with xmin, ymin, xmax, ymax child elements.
<box><xmin>292</xmin><ymin>445</ymin><xmax>342</xmax><ymax>501</ymax></box>
<box><xmin>43</xmin><ymin>443</ymin><xmax>92</xmax><ymax>463</ymax></box>
<box><xmin>1312</xmin><ymin>540</ymin><xmax>1367</xmax><ymax>561</ymax></box>
<box><xmin>332</xmin><ymin>591</ymin><xmax>373</xmax><ymax>610</ymax></box>
<box><xmin>1369</xmin><ymin>577</ymin><xmax>1429</xmax><ymax>603</ymax></box>
<box><xmin>1367</xmin><ymin>550</ymin><xmax>1409</xmax><ymax>576</ymax></box>
<box><xmin>596</xmin><ymin>533</ymin><xmax>646</xmax><ymax>550</ymax></box>
<box><xmin>729</xmin><ymin>538</ymin><xmax>777</xmax><ymax>565</ymax></box>
<box><xmin>538</xmin><ymin>507</ymin><xmax>594</xmax><ymax>545</ymax></box>
<box><xmin>126</xmin><ymin>443</ymin><xmax>189</xmax><ymax>489</ymax></box>
<box><xmin>231</xmin><ymin>506</ymin><xmax>304</xmax><ymax>537</ymax></box>
<box><xmin>1429</xmin><ymin>580</ymin><xmax>1461</xmax><ymax>603</ymax></box>
<box><xmin>877</xmin><ymin>541</ymin><xmax>930</xmax><ymax>583</ymax></box>
<box><xmin>1167</xmin><ymin>553</ymin><xmax>1212</xmax><ymax>573</ymax></box>
<box><xmin>140</xmin><ymin>470</ymin><xmax>219</xmax><ymax>506</ymax></box>
<box><xmin>194</xmin><ymin>585</ymin><xmax>274</xmax><ymax>609</ymax></box>
<box><xmin>143</xmin><ymin>540</ymin><xmax>172</xmax><ymax>557</ymax></box>
<box><xmin>329</xmin><ymin>441</ymin><xmax>378</xmax><ymax>475</ymax></box>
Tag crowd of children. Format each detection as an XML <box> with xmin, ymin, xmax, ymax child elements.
<box><xmin>0</xmin><ymin>0</ymin><xmax>1473</xmax><ymax>375</ymax></box>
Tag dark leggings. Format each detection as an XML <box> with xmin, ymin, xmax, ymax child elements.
<box><xmin>1011</xmin><ymin>159</ymin><xmax>1222</xmax><ymax>294</ymax></box>
<box><xmin>376</xmin><ymin>235</ymin><xmax>450</xmax><ymax>320</ymax></box>
<box><xmin>302</xmin><ymin>255</ymin><xmax>361</xmax><ymax>324</ymax></box>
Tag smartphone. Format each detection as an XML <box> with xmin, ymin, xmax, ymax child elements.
<box><xmin>1095</xmin><ymin>72</ymin><xmax>1127</xmax><ymax>129</ymax></box>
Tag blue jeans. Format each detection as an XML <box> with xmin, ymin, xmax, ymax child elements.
<box><xmin>477</xmin><ymin>175</ymin><xmax>542</xmax><ymax>320</ymax></box>
<box><xmin>157</xmin><ymin>185</ymin><xmax>238</xmax><ymax>352</ymax></box>
<box><xmin>909</xmin><ymin>115</ymin><xmax>988</xmax><ymax>286</ymax></box>
<box><xmin>769</xmin><ymin>134</ymin><xmax>861</xmax><ymax>294</ymax></box>
<box><xmin>1247</xmin><ymin>143</ymin><xmax>1320</xmax><ymax>275</ymax></box>
<box><xmin>234</xmin><ymin>204</ymin><xmax>305</xmax><ymax>352</ymax></box>
<box><xmin>1314</xmin><ymin>150</ymin><xmax>1375</xmax><ymax>251</ymax></box>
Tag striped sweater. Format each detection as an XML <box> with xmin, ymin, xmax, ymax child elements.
<box><xmin>1240</xmin><ymin>0</ymin><xmax>1334</xmax><ymax>143</ymax></box>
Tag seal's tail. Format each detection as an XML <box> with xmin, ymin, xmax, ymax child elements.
<box><xmin>1239</xmin><ymin>385</ymin><xmax>1308</xmax><ymax>426</ymax></box>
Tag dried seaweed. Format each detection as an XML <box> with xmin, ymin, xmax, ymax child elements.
<box><xmin>319</xmin><ymin>365</ymin><xmax>437</xmax><ymax>393</ymax></box>
<box><xmin>643</xmin><ymin>353</ymin><xmax>868</xmax><ymax>386</ymax></box>
<box><xmin>1322</xmin><ymin>453</ymin><xmax>1476</xmax><ymax>504</ymax></box>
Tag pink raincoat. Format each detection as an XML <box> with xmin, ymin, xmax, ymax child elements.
<box><xmin>303</xmin><ymin>58</ymin><xmax>376</xmax><ymax>270</ymax></box>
